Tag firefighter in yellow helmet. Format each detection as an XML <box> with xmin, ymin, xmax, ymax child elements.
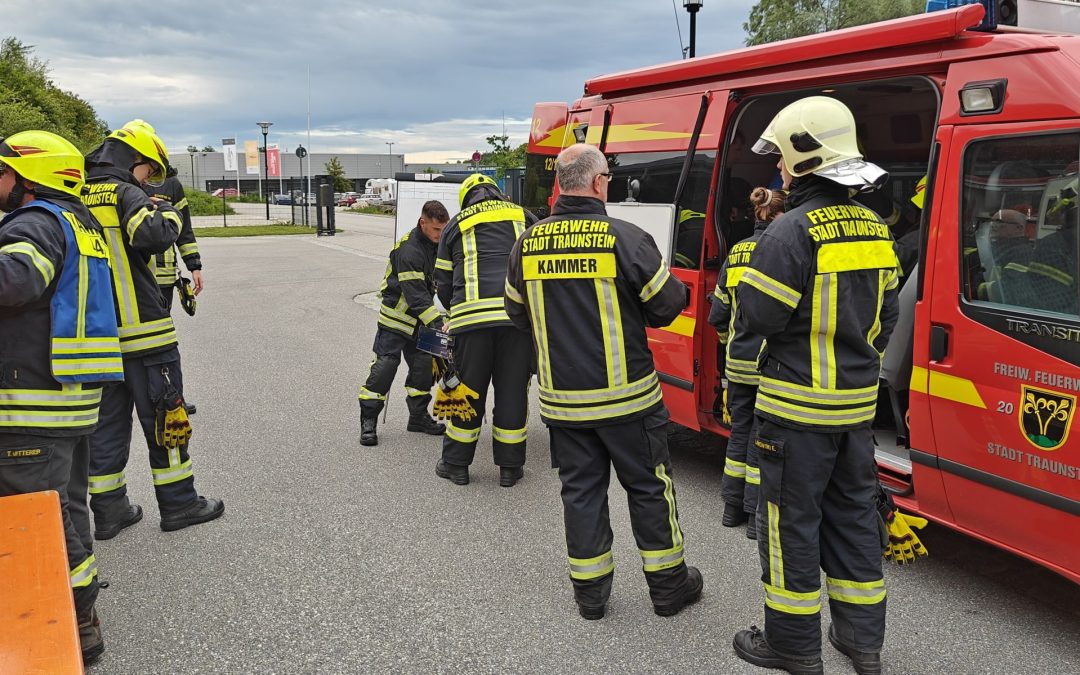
<box><xmin>432</xmin><ymin>173</ymin><xmax>536</xmax><ymax>487</ymax></box>
<box><xmin>82</xmin><ymin>120</ymin><xmax>224</xmax><ymax>539</ymax></box>
<box><xmin>0</xmin><ymin>130</ymin><xmax>123</xmax><ymax>665</ymax></box>
<box><xmin>731</xmin><ymin>96</ymin><xmax>903</xmax><ymax>674</ymax></box>
<box><xmin>505</xmin><ymin>144</ymin><xmax>702</xmax><ymax>620</ymax></box>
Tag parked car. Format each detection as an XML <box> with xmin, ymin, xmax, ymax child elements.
<box><xmin>273</xmin><ymin>194</ymin><xmax>292</xmax><ymax>205</ymax></box>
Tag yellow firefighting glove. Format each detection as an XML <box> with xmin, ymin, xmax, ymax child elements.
<box><xmin>722</xmin><ymin>388</ymin><xmax>732</xmax><ymax>427</ymax></box>
<box><xmin>154</xmin><ymin>394</ymin><xmax>192</xmax><ymax>448</ymax></box>
<box><xmin>884</xmin><ymin>512</ymin><xmax>929</xmax><ymax>565</ymax></box>
<box><xmin>432</xmin><ymin>371</ymin><xmax>480</xmax><ymax>422</ymax></box>
<box><xmin>175</xmin><ymin>276</ymin><xmax>197</xmax><ymax>316</ymax></box>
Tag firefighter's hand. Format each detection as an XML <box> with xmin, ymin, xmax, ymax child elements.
<box><xmin>191</xmin><ymin>270</ymin><xmax>204</xmax><ymax>295</ymax></box>
<box><xmin>884</xmin><ymin>511</ymin><xmax>929</xmax><ymax>565</ymax></box>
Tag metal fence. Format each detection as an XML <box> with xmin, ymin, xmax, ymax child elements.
<box><xmin>190</xmin><ymin>176</ymin><xmax>329</xmax><ymax>228</ymax></box>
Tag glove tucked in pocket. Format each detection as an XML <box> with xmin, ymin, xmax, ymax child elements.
<box><xmin>154</xmin><ymin>367</ymin><xmax>192</xmax><ymax>448</ymax></box>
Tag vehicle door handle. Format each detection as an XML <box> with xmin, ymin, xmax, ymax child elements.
<box><xmin>930</xmin><ymin>324</ymin><xmax>949</xmax><ymax>362</ymax></box>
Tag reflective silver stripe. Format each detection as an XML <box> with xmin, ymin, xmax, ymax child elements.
<box><xmin>52</xmin><ymin>339</ymin><xmax>123</xmax><ymax>353</ymax></box>
<box><xmin>765</xmin><ymin>585</ymin><xmax>821</xmax><ymax>612</ymax></box>
<box><xmin>640</xmin><ymin>549</ymin><xmax>683</xmax><ymax>568</ymax></box>
<box><xmin>568</xmin><ymin>552</ymin><xmax>614</xmax><ymax>577</ymax></box>
<box><xmin>52</xmin><ymin>360</ymin><xmax>124</xmax><ymax>375</ymax></box>
<box><xmin>69</xmin><ymin>555</ymin><xmax>98</xmax><ymax>588</ymax></box>
<box><xmin>0</xmin><ymin>411</ymin><xmax>98</xmax><ymax>424</ymax></box>
<box><xmin>118</xmin><ymin>317</ymin><xmax>173</xmax><ymax>337</ymax></box>
<box><xmin>106</xmin><ymin>228</ymin><xmax>137</xmax><ymax>325</ymax></box>
<box><xmin>504</xmin><ymin>279</ymin><xmax>524</xmax><ymax>304</ymax></box>
<box><xmin>758</xmin><ymin>378</ymin><xmax>877</xmax><ymax>403</ymax></box>
<box><xmin>724</xmin><ymin>458</ymin><xmax>746</xmax><ymax>477</ymax></box>
<box><xmin>404</xmin><ymin>387</ymin><xmax>429</xmax><ymax>398</ymax></box>
<box><xmin>597</xmin><ymin>278</ymin><xmax>625</xmax><ymax>386</ymax></box>
<box><xmin>742</xmin><ymin>268</ymin><xmax>801</xmax><ymax>308</ymax></box>
<box><xmin>446</xmin><ymin>423</ymin><xmax>481</xmax><ymax>443</ymax></box>
<box><xmin>527</xmin><ymin>280</ymin><xmax>552</xmax><ymax>387</ymax></box>
<box><xmin>435</xmin><ymin>257</ymin><xmax>452</xmax><ymax>271</ymax></box>
<box><xmin>540</xmin><ymin>384</ymin><xmax>662</xmax><ymax>421</ymax></box>
<box><xmin>540</xmin><ymin>371</ymin><xmax>658</xmax><ymax>403</ymax></box>
<box><xmin>756</xmin><ymin>396</ymin><xmax>876</xmax><ymax>424</ymax></box>
<box><xmin>126</xmin><ymin>206</ymin><xmax>154</xmax><ymax>240</ymax></box>
<box><xmin>152</xmin><ymin>459</ymin><xmax>193</xmax><ymax>485</ymax></box>
<box><xmin>120</xmin><ymin>330</ymin><xmax>178</xmax><ymax>353</ymax></box>
<box><xmin>746</xmin><ymin>465</ymin><xmax>761</xmax><ymax>485</ymax></box>
<box><xmin>826</xmin><ymin>578</ymin><xmax>886</xmax><ymax>603</ymax></box>
<box><xmin>179</xmin><ymin>243</ymin><xmax>199</xmax><ymax>256</ymax></box>
<box><xmin>357</xmin><ymin>387</ymin><xmax>387</xmax><ymax>401</ymax></box>
<box><xmin>492</xmin><ymin>426</ymin><xmax>527</xmax><ymax>444</ymax></box>
<box><xmin>0</xmin><ymin>389</ymin><xmax>101</xmax><ymax>404</ymax></box>
<box><xmin>814</xmin><ymin>273</ymin><xmax>834</xmax><ymax>390</ymax></box>
<box><xmin>640</xmin><ymin>265</ymin><xmax>670</xmax><ymax>302</ymax></box>
<box><xmin>1</xmin><ymin>242</ymin><xmax>56</xmax><ymax>284</ymax></box>
<box><xmin>88</xmin><ymin>472</ymin><xmax>126</xmax><ymax>494</ymax></box>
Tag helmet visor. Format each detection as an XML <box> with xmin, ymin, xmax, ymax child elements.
<box><xmin>815</xmin><ymin>158</ymin><xmax>889</xmax><ymax>193</ymax></box>
<box><xmin>752</xmin><ymin>137</ymin><xmax>780</xmax><ymax>155</ymax></box>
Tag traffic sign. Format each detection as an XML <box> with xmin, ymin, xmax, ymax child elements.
<box><xmin>296</xmin><ymin>146</ymin><xmax>308</xmax><ymax>159</ymax></box>
<box><xmin>471</xmin><ymin>151</ymin><xmax>482</xmax><ymax>163</ymax></box>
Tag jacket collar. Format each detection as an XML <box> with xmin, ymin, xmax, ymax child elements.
<box><xmin>412</xmin><ymin>225</ymin><xmax>437</xmax><ymax>251</ymax></box>
<box><xmin>552</xmin><ymin>195</ymin><xmax>607</xmax><ymax>216</ymax></box>
<box><xmin>785</xmin><ymin>175</ymin><xmax>849</xmax><ymax>210</ymax></box>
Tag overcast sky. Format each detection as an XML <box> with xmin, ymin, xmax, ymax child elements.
<box><xmin>8</xmin><ymin>0</ymin><xmax>756</xmax><ymax>162</ymax></box>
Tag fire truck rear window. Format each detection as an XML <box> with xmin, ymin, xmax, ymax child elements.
<box><xmin>960</xmin><ymin>132</ymin><xmax>1080</xmax><ymax>319</ymax></box>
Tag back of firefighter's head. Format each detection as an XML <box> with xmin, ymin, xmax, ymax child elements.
<box><xmin>0</xmin><ymin>130</ymin><xmax>86</xmax><ymax>212</ymax></box>
<box><xmin>108</xmin><ymin>119</ymin><xmax>171</xmax><ymax>186</ymax></box>
<box><xmin>555</xmin><ymin>144</ymin><xmax>610</xmax><ymax>201</ymax></box>
<box><xmin>458</xmin><ymin>173</ymin><xmax>504</xmax><ymax>208</ymax></box>
<box><xmin>754</xmin><ymin>96</ymin><xmax>887</xmax><ymax>193</ymax></box>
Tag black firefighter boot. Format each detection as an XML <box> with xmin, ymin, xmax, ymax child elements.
<box><xmin>723</xmin><ymin>501</ymin><xmax>749</xmax><ymax>527</ymax></box>
<box><xmin>93</xmin><ymin>500</ymin><xmax>143</xmax><ymax>541</ymax></box>
<box><xmin>78</xmin><ymin>608</ymin><xmax>105</xmax><ymax>666</ymax></box>
<box><xmin>360</xmin><ymin>414</ymin><xmax>379</xmax><ymax>446</ymax></box>
<box><xmin>160</xmin><ymin>496</ymin><xmax>225</xmax><ymax>532</ymax></box>
<box><xmin>733</xmin><ymin>626</ymin><xmax>824</xmax><ymax>675</ymax></box>
<box><xmin>829</xmin><ymin>622</ymin><xmax>882</xmax><ymax>675</ymax></box>
<box><xmin>406</xmin><ymin>395</ymin><xmax>445</xmax><ymax>436</ymax></box>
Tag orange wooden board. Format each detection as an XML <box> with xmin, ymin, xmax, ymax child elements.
<box><xmin>0</xmin><ymin>491</ymin><xmax>82</xmax><ymax>674</ymax></box>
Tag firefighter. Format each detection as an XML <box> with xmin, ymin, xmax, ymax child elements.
<box><xmin>145</xmin><ymin>168</ymin><xmax>202</xmax><ymax>415</ymax></box>
<box><xmin>731</xmin><ymin>97</ymin><xmax>900</xmax><ymax>675</ymax></box>
<box><xmin>0</xmin><ymin>130</ymin><xmax>124</xmax><ymax>665</ymax></box>
<box><xmin>83</xmin><ymin>120</ymin><xmax>223</xmax><ymax>538</ymax></box>
<box><xmin>708</xmin><ymin>186</ymin><xmax>785</xmax><ymax>540</ymax></box>
<box><xmin>433</xmin><ymin>174</ymin><xmax>535</xmax><ymax>488</ymax></box>
<box><xmin>505</xmin><ymin>143</ymin><xmax>702</xmax><ymax>619</ymax></box>
<box><xmin>358</xmin><ymin>199</ymin><xmax>449</xmax><ymax>445</ymax></box>
<box><xmin>145</xmin><ymin>168</ymin><xmax>203</xmax><ymax>312</ymax></box>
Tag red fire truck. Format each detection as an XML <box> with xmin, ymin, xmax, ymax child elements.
<box><xmin>524</xmin><ymin>2</ymin><xmax>1080</xmax><ymax>584</ymax></box>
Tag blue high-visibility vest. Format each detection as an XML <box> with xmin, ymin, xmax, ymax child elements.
<box><xmin>6</xmin><ymin>199</ymin><xmax>124</xmax><ymax>383</ymax></box>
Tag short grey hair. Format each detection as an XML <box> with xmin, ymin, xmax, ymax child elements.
<box><xmin>556</xmin><ymin>144</ymin><xmax>608</xmax><ymax>192</ymax></box>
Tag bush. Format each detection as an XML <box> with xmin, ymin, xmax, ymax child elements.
<box><xmin>226</xmin><ymin>192</ymin><xmax>264</xmax><ymax>204</ymax></box>
<box><xmin>186</xmin><ymin>190</ymin><xmax>236</xmax><ymax>216</ymax></box>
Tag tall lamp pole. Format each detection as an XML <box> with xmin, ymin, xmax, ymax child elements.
<box><xmin>257</xmin><ymin>121</ymin><xmax>273</xmax><ymax>220</ymax></box>
<box><xmin>186</xmin><ymin>146</ymin><xmax>198</xmax><ymax>191</ymax></box>
<box><xmin>385</xmin><ymin>141</ymin><xmax>393</xmax><ymax>178</ymax></box>
<box><xmin>683</xmin><ymin>1</ymin><xmax>703</xmax><ymax>58</ymax></box>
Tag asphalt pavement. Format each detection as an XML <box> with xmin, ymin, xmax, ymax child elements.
<box><xmin>89</xmin><ymin>220</ymin><xmax>1080</xmax><ymax>674</ymax></box>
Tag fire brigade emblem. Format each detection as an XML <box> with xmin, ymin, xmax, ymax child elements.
<box><xmin>1019</xmin><ymin>386</ymin><xmax>1075</xmax><ymax>451</ymax></box>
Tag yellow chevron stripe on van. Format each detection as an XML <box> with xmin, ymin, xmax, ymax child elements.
<box><xmin>910</xmin><ymin>366</ymin><xmax>986</xmax><ymax>409</ymax></box>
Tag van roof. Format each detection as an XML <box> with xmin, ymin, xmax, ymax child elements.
<box><xmin>585</xmin><ymin>4</ymin><xmax>1067</xmax><ymax>97</ymax></box>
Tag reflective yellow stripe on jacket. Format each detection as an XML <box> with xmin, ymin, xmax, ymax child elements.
<box><xmin>0</xmin><ymin>385</ymin><xmax>102</xmax><ymax>429</ymax></box>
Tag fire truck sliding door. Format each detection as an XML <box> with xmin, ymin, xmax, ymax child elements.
<box><xmin>925</xmin><ymin>122</ymin><xmax>1080</xmax><ymax>573</ymax></box>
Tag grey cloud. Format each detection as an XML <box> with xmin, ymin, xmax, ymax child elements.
<box><xmin>7</xmin><ymin>0</ymin><xmax>755</xmax><ymax>158</ymax></box>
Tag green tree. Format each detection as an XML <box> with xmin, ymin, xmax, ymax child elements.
<box><xmin>0</xmin><ymin>38</ymin><xmax>109</xmax><ymax>152</ymax></box>
<box><xmin>479</xmin><ymin>134</ymin><xmax>527</xmax><ymax>179</ymax></box>
<box><xmin>743</xmin><ymin>0</ymin><xmax>924</xmax><ymax>46</ymax></box>
<box><xmin>324</xmin><ymin>156</ymin><xmax>351</xmax><ymax>192</ymax></box>
<box><xmin>201</xmin><ymin>144</ymin><xmax>215</xmax><ymax>152</ymax></box>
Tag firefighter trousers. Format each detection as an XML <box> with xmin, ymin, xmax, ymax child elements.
<box><xmin>754</xmin><ymin>418</ymin><xmax>886</xmax><ymax>658</ymax></box>
<box><xmin>0</xmin><ymin>432</ymin><xmax>98</xmax><ymax>620</ymax></box>
<box><xmin>441</xmin><ymin>326</ymin><xmax>531</xmax><ymax>469</ymax></box>
<box><xmin>549</xmin><ymin>409</ymin><xmax>689</xmax><ymax>608</ymax></box>
<box><xmin>721</xmin><ymin>382</ymin><xmax>760</xmax><ymax>515</ymax></box>
<box><xmin>357</xmin><ymin>328</ymin><xmax>435</xmax><ymax>419</ymax></box>
<box><xmin>88</xmin><ymin>347</ymin><xmax>199</xmax><ymax>521</ymax></box>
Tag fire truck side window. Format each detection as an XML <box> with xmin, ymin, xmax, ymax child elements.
<box><xmin>961</xmin><ymin>133</ymin><xmax>1080</xmax><ymax>319</ymax></box>
<box><xmin>605</xmin><ymin>150</ymin><xmax>717</xmax><ymax>268</ymax></box>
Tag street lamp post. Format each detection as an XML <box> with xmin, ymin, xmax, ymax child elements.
<box><xmin>257</xmin><ymin>121</ymin><xmax>273</xmax><ymax>220</ymax></box>
<box><xmin>186</xmin><ymin>146</ymin><xmax>198</xmax><ymax>191</ymax></box>
<box><xmin>385</xmin><ymin>141</ymin><xmax>393</xmax><ymax>178</ymax></box>
<box><xmin>683</xmin><ymin>1</ymin><xmax>703</xmax><ymax>58</ymax></box>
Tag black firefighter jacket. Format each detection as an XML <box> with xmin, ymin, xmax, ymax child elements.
<box><xmin>377</xmin><ymin>225</ymin><xmax>441</xmax><ymax>337</ymax></box>
<box><xmin>145</xmin><ymin>176</ymin><xmax>201</xmax><ymax>286</ymax></box>
<box><xmin>735</xmin><ymin>176</ymin><xmax>900</xmax><ymax>431</ymax></box>
<box><xmin>708</xmin><ymin>220</ymin><xmax>769</xmax><ymax>386</ymax></box>
<box><xmin>84</xmin><ymin>140</ymin><xmax>182</xmax><ymax>358</ymax></box>
<box><xmin>505</xmin><ymin>195</ymin><xmax>688</xmax><ymax>428</ymax></box>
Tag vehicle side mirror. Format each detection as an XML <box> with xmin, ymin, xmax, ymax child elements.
<box><xmin>625</xmin><ymin>178</ymin><xmax>641</xmax><ymax>203</ymax></box>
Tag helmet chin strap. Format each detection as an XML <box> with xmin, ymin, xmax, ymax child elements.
<box><xmin>2</xmin><ymin>180</ymin><xmax>29</xmax><ymax>213</ymax></box>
